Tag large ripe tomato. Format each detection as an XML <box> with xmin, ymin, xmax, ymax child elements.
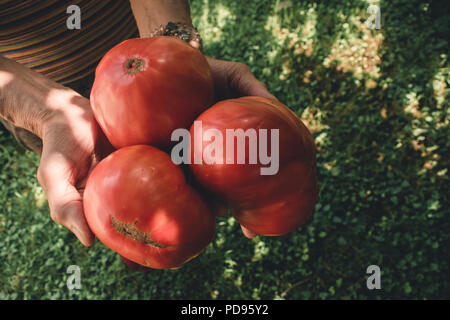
<box><xmin>189</xmin><ymin>96</ymin><xmax>318</xmax><ymax>236</ymax></box>
<box><xmin>90</xmin><ymin>36</ymin><xmax>214</xmax><ymax>150</ymax></box>
<box><xmin>83</xmin><ymin>145</ymin><xmax>216</xmax><ymax>269</ymax></box>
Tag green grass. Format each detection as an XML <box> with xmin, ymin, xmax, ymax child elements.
<box><xmin>0</xmin><ymin>0</ymin><xmax>449</xmax><ymax>299</ymax></box>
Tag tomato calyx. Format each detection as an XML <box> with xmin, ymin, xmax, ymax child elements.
<box><xmin>111</xmin><ymin>216</ymin><xmax>171</xmax><ymax>248</ymax></box>
<box><xmin>124</xmin><ymin>58</ymin><xmax>145</xmax><ymax>75</ymax></box>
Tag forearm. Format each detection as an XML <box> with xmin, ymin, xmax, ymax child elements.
<box><xmin>129</xmin><ymin>0</ymin><xmax>192</xmax><ymax>38</ymax></box>
<box><xmin>0</xmin><ymin>55</ymin><xmax>67</xmax><ymax>138</ymax></box>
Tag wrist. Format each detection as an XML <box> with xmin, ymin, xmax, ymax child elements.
<box><xmin>130</xmin><ymin>0</ymin><xmax>193</xmax><ymax>35</ymax></box>
<box><xmin>148</xmin><ymin>21</ymin><xmax>203</xmax><ymax>51</ymax></box>
<box><xmin>41</xmin><ymin>90</ymin><xmax>93</xmax><ymax>139</ymax></box>
<box><xmin>0</xmin><ymin>83</ymin><xmax>54</xmax><ymax>140</ymax></box>
<box><xmin>0</xmin><ymin>55</ymin><xmax>69</xmax><ymax>138</ymax></box>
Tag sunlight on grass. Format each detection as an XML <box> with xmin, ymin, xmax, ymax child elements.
<box><xmin>33</xmin><ymin>186</ymin><xmax>47</xmax><ymax>208</ymax></box>
<box><xmin>323</xmin><ymin>14</ymin><xmax>383</xmax><ymax>79</ymax></box>
<box><xmin>432</xmin><ymin>64</ymin><xmax>449</xmax><ymax>108</ymax></box>
<box><xmin>265</xmin><ymin>4</ymin><xmax>317</xmax><ymax>80</ymax></box>
<box><xmin>405</xmin><ymin>91</ymin><xmax>422</xmax><ymax>118</ymax></box>
<box><xmin>196</xmin><ymin>1</ymin><xmax>235</xmax><ymax>44</ymax></box>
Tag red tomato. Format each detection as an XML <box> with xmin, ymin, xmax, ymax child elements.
<box><xmin>90</xmin><ymin>36</ymin><xmax>214</xmax><ymax>150</ymax></box>
<box><xmin>189</xmin><ymin>96</ymin><xmax>318</xmax><ymax>236</ymax></box>
<box><xmin>83</xmin><ymin>145</ymin><xmax>216</xmax><ymax>269</ymax></box>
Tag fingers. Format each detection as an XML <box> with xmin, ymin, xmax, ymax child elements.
<box><xmin>229</xmin><ymin>62</ymin><xmax>278</xmax><ymax>100</ymax></box>
<box><xmin>206</xmin><ymin>57</ymin><xmax>278</xmax><ymax>101</ymax></box>
<box><xmin>241</xmin><ymin>225</ymin><xmax>257</xmax><ymax>239</ymax></box>
<box><xmin>37</xmin><ymin>152</ymin><xmax>95</xmax><ymax>247</ymax></box>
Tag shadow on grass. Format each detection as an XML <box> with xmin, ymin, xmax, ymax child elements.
<box><xmin>0</xmin><ymin>0</ymin><xmax>448</xmax><ymax>299</ymax></box>
<box><xmin>189</xmin><ymin>0</ymin><xmax>449</xmax><ymax>299</ymax></box>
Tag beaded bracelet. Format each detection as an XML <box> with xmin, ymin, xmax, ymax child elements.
<box><xmin>148</xmin><ymin>21</ymin><xmax>203</xmax><ymax>51</ymax></box>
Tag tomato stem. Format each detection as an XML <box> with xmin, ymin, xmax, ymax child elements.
<box><xmin>125</xmin><ymin>58</ymin><xmax>145</xmax><ymax>75</ymax></box>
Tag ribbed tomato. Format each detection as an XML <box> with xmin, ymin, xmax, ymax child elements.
<box><xmin>189</xmin><ymin>96</ymin><xmax>318</xmax><ymax>236</ymax></box>
<box><xmin>83</xmin><ymin>145</ymin><xmax>216</xmax><ymax>269</ymax></box>
<box><xmin>90</xmin><ymin>36</ymin><xmax>214</xmax><ymax>150</ymax></box>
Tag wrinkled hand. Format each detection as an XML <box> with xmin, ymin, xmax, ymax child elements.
<box><xmin>206</xmin><ymin>57</ymin><xmax>277</xmax><ymax>239</ymax></box>
<box><xmin>206</xmin><ymin>57</ymin><xmax>277</xmax><ymax>102</ymax></box>
<box><xmin>37</xmin><ymin>59</ymin><xmax>274</xmax><ymax>250</ymax></box>
<box><xmin>37</xmin><ymin>89</ymin><xmax>114</xmax><ymax>246</ymax></box>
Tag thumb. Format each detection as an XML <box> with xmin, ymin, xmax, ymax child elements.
<box><xmin>232</xmin><ymin>64</ymin><xmax>277</xmax><ymax>100</ymax></box>
<box><xmin>37</xmin><ymin>153</ymin><xmax>95</xmax><ymax>246</ymax></box>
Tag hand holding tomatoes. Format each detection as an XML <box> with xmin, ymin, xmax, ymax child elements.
<box><xmin>205</xmin><ymin>57</ymin><xmax>277</xmax><ymax>102</ymax></box>
<box><xmin>84</xmin><ymin>36</ymin><xmax>318</xmax><ymax>270</ymax></box>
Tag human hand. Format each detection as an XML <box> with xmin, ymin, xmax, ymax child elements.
<box><xmin>206</xmin><ymin>57</ymin><xmax>277</xmax><ymax>103</ymax></box>
<box><xmin>206</xmin><ymin>57</ymin><xmax>278</xmax><ymax>239</ymax></box>
<box><xmin>37</xmin><ymin>89</ymin><xmax>114</xmax><ymax>246</ymax></box>
<box><xmin>1</xmin><ymin>56</ymin><xmax>115</xmax><ymax>246</ymax></box>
